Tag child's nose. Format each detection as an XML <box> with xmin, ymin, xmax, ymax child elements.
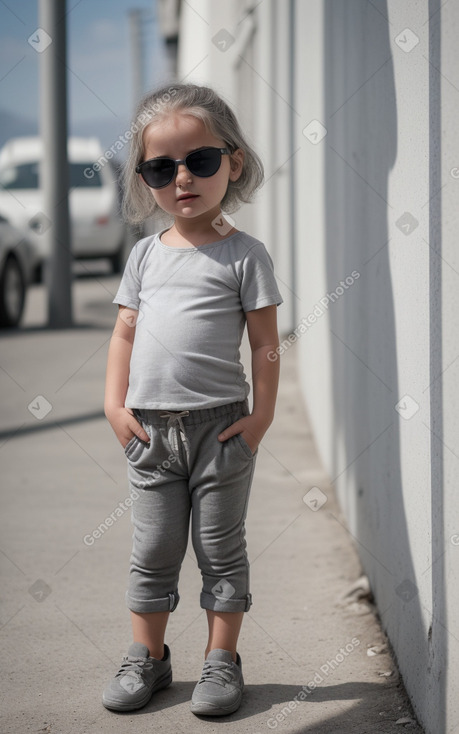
<box><xmin>175</xmin><ymin>164</ymin><xmax>192</xmax><ymax>186</ymax></box>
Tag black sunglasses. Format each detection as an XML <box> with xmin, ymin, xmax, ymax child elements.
<box><xmin>135</xmin><ymin>146</ymin><xmax>230</xmax><ymax>189</ymax></box>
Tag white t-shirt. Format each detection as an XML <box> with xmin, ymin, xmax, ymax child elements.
<box><xmin>112</xmin><ymin>229</ymin><xmax>284</xmax><ymax>410</ymax></box>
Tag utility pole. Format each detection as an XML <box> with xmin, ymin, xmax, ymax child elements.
<box><xmin>129</xmin><ymin>9</ymin><xmax>146</xmax><ymax>111</ymax></box>
<box><xmin>39</xmin><ymin>0</ymin><xmax>73</xmax><ymax>327</ymax></box>
<box><xmin>127</xmin><ymin>9</ymin><xmax>148</xmax><ymax>239</ymax></box>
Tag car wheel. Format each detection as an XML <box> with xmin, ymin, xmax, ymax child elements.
<box><xmin>0</xmin><ymin>254</ymin><xmax>26</xmax><ymax>327</ymax></box>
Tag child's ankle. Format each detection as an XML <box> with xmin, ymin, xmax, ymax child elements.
<box><xmin>152</xmin><ymin>646</ymin><xmax>166</xmax><ymax>661</ymax></box>
<box><xmin>137</xmin><ymin>643</ymin><xmax>165</xmax><ymax>660</ymax></box>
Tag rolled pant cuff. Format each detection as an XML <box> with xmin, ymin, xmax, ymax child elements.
<box><xmin>126</xmin><ymin>590</ymin><xmax>179</xmax><ymax>613</ymax></box>
<box><xmin>200</xmin><ymin>591</ymin><xmax>252</xmax><ymax>612</ymax></box>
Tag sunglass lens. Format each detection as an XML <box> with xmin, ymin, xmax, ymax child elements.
<box><xmin>143</xmin><ymin>159</ymin><xmax>176</xmax><ymax>188</ymax></box>
<box><xmin>187</xmin><ymin>148</ymin><xmax>221</xmax><ymax>177</ymax></box>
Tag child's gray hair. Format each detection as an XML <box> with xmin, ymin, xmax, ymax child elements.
<box><xmin>121</xmin><ymin>83</ymin><xmax>264</xmax><ymax>224</ymax></box>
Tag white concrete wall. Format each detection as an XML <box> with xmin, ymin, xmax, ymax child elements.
<box><xmin>176</xmin><ymin>1</ymin><xmax>459</xmax><ymax>731</ymax></box>
<box><xmin>301</xmin><ymin>3</ymin><xmax>459</xmax><ymax>731</ymax></box>
<box><xmin>316</xmin><ymin>0</ymin><xmax>434</xmax><ymax>727</ymax></box>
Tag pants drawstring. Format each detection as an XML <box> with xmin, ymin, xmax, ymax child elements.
<box><xmin>160</xmin><ymin>411</ymin><xmax>190</xmax><ymax>459</ymax></box>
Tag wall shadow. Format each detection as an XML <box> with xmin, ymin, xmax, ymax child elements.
<box><xmin>322</xmin><ymin>1</ymin><xmax>444</xmax><ymax>730</ymax></box>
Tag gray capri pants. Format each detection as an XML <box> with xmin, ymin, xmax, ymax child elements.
<box><xmin>123</xmin><ymin>398</ymin><xmax>257</xmax><ymax>615</ymax></box>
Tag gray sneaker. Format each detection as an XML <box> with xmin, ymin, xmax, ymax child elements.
<box><xmin>191</xmin><ymin>648</ymin><xmax>244</xmax><ymax>716</ymax></box>
<box><xmin>102</xmin><ymin>642</ymin><xmax>172</xmax><ymax>712</ymax></box>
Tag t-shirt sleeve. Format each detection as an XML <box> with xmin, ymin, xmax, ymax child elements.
<box><xmin>112</xmin><ymin>244</ymin><xmax>141</xmax><ymax>310</ymax></box>
<box><xmin>239</xmin><ymin>242</ymin><xmax>284</xmax><ymax>312</ymax></box>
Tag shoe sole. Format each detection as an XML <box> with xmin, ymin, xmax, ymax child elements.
<box><xmin>102</xmin><ymin>669</ymin><xmax>172</xmax><ymax>712</ymax></box>
<box><xmin>190</xmin><ymin>692</ymin><xmax>242</xmax><ymax>717</ymax></box>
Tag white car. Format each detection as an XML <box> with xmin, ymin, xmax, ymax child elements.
<box><xmin>0</xmin><ymin>137</ymin><xmax>126</xmax><ymax>280</ymax></box>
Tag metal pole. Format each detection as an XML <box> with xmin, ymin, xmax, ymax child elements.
<box><xmin>128</xmin><ymin>9</ymin><xmax>147</xmax><ymax>238</ymax></box>
<box><xmin>39</xmin><ymin>0</ymin><xmax>73</xmax><ymax>327</ymax></box>
<box><xmin>129</xmin><ymin>9</ymin><xmax>145</xmax><ymax>111</ymax></box>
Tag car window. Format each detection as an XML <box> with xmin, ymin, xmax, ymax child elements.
<box><xmin>0</xmin><ymin>162</ymin><xmax>39</xmax><ymax>189</ymax></box>
<box><xmin>70</xmin><ymin>163</ymin><xmax>102</xmax><ymax>188</ymax></box>
<box><xmin>0</xmin><ymin>161</ymin><xmax>102</xmax><ymax>189</ymax></box>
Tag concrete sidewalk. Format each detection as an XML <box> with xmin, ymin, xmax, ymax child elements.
<box><xmin>0</xmin><ymin>272</ymin><xmax>423</xmax><ymax>733</ymax></box>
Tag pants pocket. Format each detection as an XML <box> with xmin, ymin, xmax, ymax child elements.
<box><xmin>124</xmin><ymin>434</ymin><xmax>139</xmax><ymax>456</ymax></box>
<box><xmin>234</xmin><ymin>432</ymin><xmax>258</xmax><ymax>459</ymax></box>
<box><xmin>124</xmin><ymin>412</ymin><xmax>151</xmax><ymax>458</ymax></box>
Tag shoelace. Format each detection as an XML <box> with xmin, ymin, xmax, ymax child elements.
<box><xmin>198</xmin><ymin>660</ymin><xmax>234</xmax><ymax>686</ymax></box>
<box><xmin>115</xmin><ymin>655</ymin><xmax>154</xmax><ymax>680</ymax></box>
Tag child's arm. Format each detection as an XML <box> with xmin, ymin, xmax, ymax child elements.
<box><xmin>218</xmin><ymin>304</ymin><xmax>280</xmax><ymax>453</ymax></box>
<box><xmin>247</xmin><ymin>304</ymin><xmax>280</xmax><ymax>424</ymax></box>
<box><xmin>104</xmin><ymin>305</ymin><xmax>150</xmax><ymax>448</ymax></box>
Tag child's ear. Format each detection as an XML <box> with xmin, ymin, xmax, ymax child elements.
<box><xmin>228</xmin><ymin>148</ymin><xmax>244</xmax><ymax>182</ymax></box>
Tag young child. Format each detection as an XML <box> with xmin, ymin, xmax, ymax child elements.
<box><xmin>102</xmin><ymin>82</ymin><xmax>283</xmax><ymax>717</ymax></box>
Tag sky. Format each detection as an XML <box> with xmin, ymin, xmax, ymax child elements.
<box><xmin>0</xmin><ymin>0</ymin><xmax>170</xmax><ymax>153</ymax></box>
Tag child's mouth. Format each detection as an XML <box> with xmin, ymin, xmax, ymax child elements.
<box><xmin>178</xmin><ymin>194</ymin><xmax>198</xmax><ymax>202</ymax></box>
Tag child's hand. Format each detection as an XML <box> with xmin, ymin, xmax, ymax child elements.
<box><xmin>105</xmin><ymin>406</ymin><xmax>150</xmax><ymax>449</ymax></box>
<box><xmin>218</xmin><ymin>415</ymin><xmax>270</xmax><ymax>455</ymax></box>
